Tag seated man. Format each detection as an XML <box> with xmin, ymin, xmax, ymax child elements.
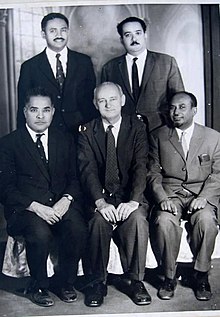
<box><xmin>147</xmin><ymin>91</ymin><xmax>220</xmax><ymax>301</ymax></box>
<box><xmin>78</xmin><ymin>82</ymin><xmax>150</xmax><ymax>307</ymax></box>
<box><xmin>0</xmin><ymin>87</ymin><xmax>87</xmax><ymax>307</ymax></box>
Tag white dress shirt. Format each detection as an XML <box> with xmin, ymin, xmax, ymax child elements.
<box><xmin>46</xmin><ymin>46</ymin><xmax>68</xmax><ymax>77</ymax></box>
<box><xmin>26</xmin><ymin>124</ymin><xmax>49</xmax><ymax>160</ymax></box>
<box><xmin>176</xmin><ymin>122</ymin><xmax>195</xmax><ymax>152</ymax></box>
<box><xmin>125</xmin><ymin>49</ymin><xmax>147</xmax><ymax>92</ymax></box>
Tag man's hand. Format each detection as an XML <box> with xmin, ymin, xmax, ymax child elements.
<box><xmin>27</xmin><ymin>201</ymin><xmax>61</xmax><ymax>225</ymax></box>
<box><xmin>160</xmin><ymin>198</ymin><xmax>178</xmax><ymax>215</ymax></box>
<box><xmin>53</xmin><ymin>197</ymin><xmax>71</xmax><ymax>219</ymax></box>
<box><xmin>188</xmin><ymin>197</ymin><xmax>207</xmax><ymax>213</ymax></box>
<box><xmin>117</xmin><ymin>200</ymin><xmax>139</xmax><ymax>221</ymax></box>
<box><xmin>95</xmin><ymin>198</ymin><xmax>117</xmax><ymax>223</ymax></box>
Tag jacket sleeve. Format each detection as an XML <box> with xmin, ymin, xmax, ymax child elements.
<box><xmin>17</xmin><ymin>62</ymin><xmax>32</xmax><ymax>128</ymax></box>
<box><xmin>129</xmin><ymin>123</ymin><xmax>149</xmax><ymax>202</ymax></box>
<box><xmin>167</xmin><ymin>56</ymin><xmax>185</xmax><ymax>95</ymax></box>
<box><xmin>197</xmin><ymin>134</ymin><xmax>220</xmax><ymax>206</ymax></box>
<box><xmin>0</xmin><ymin>139</ymin><xmax>34</xmax><ymax>212</ymax></box>
<box><xmin>77</xmin><ymin>128</ymin><xmax>105</xmax><ymax>203</ymax></box>
<box><xmin>146</xmin><ymin>133</ymin><xmax>170</xmax><ymax>204</ymax></box>
<box><xmin>63</xmin><ymin>134</ymin><xmax>83</xmax><ymax>201</ymax></box>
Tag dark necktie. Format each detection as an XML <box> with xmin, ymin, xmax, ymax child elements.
<box><xmin>56</xmin><ymin>53</ymin><xmax>65</xmax><ymax>93</ymax></box>
<box><xmin>105</xmin><ymin>125</ymin><xmax>120</xmax><ymax>194</ymax></box>
<box><xmin>35</xmin><ymin>133</ymin><xmax>47</xmax><ymax>165</ymax></box>
<box><xmin>132</xmin><ymin>57</ymin><xmax>140</xmax><ymax>102</ymax></box>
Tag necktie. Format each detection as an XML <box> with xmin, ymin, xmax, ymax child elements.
<box><xmin>56</xmin><ymin>53</ymin><xmax>65</xmax><ymax>93</ymax></box>
<box><xmin>132</xmin><ymin>57</ymin><xmax>140</xmax><ymax>103</ymax></box>
<box><xmin>105</xmin><ymin>125</ymin><xmax>120</xmax><ymax>194</ymax></box>
<box><xmin>35</xmin><ymin>133</ymin><xmax>48</xmax><ymax>165</ymax></box>
<box><xmin>180</xmin><ymin>131</ymin><xmax>188</xmax><ymax>159</ymax></box>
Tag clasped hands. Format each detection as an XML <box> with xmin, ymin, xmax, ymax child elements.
<box><xmin>160</xmin><ymin>196</ymin><xmax>207</xmax><ymax>215</ymax></box>
<box><xmin>28</xmin><ymin>197</ymin><xmax>71</xmax><ymax>225</ymax></box>
<box><xmin>95</xmin><ymin>198</ymin><xmax>139</xmax><ymax>223</ymax></box>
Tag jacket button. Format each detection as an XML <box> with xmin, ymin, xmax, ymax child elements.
<box><xmin>57</xmin><ymin>95</ymin><xmax>61</xmax><ymax>99</ymax></box>
<box><xmin>182</xmin><ymin>167</ymin><xmax>186</xmax><ymax>171</ymax></box>
<box><xmin>49</xmin><ymin>198</ymin><xmax>53</xmax><ymax>202</ymax></box>
<box><xmin>61</xmin><ymin>109</ymin><xmax>65</xmax><ymax>112</ymax></box>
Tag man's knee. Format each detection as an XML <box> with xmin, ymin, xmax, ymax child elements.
<box><xmin>191</xmin><ymin>209</ymin><xmax>218</xmax><ymax>232</ymax></box>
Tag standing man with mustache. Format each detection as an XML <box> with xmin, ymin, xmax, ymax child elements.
<box><xmin>17</xmin><ymin>12</ymin><xmax>97</xmax><ymax>135</ymax></box>
<box><xmin>101</xmin><ymin>16</ymin><xmax>184</xmax><ymax>131</ymax></box>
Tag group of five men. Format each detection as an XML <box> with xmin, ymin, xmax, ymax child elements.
<box><xmin>0</xmin><ymin>12</ymin><xmax>219</xmax><ymax>309</ymax></box>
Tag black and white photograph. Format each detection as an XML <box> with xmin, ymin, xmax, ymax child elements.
<box><xmin>0</xmin><ymin>1</ymin><xmax>219</xmax><ymax>316</ymax></box>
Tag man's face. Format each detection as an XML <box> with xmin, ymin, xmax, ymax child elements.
<box><xmin>41</xmin><ymin>18</ymin><xmax>69</xmax><ymax>52</ymax></box>
<box><xmin>95</xmin><ymin>84</ymin><xmax>125</xmax><ymax>124</ymax></box>
<box><xmin>121</xmin><ymin>21</ymin><xmax>147</xmax><ymax>56</ymax></box>
<box><xmin>169</xmin><ymin>93</ymin><xmax>197</xmax><ymax>130</ymax></box>
<box><xmin>24</xmin><ymin>95</ymin><xmax>55</xmax><ymax>133</ymax></box>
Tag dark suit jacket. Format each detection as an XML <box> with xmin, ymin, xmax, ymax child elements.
<box><xmin>77</xmin><ymin>115</ymin><xmax>149</xmax><ymax>206</ymax></box>
<box><xmin>0</xmin><ymin>127</ymin><xmax>82</xmax><ymax>221</ymax></box>
<box><xmin>17</xmin><ymin>48</ymin><xmax>97</xmax><ymax>133</ymax></box>
<box><xmin>101</xmin><ymin>50</ymin><xmax>184</xmax><ymax>131</ymax></box>
<box><xmin>147</xmin><ymin>123</ymin><xmax>220</xmax><ymax>210</ymax></box>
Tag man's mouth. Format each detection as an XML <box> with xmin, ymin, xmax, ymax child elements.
<box><xmin>54</xmin><ymin>38</ymin><xmax>65</xmax><ymax>42</ymax></box>
<box><xmin>131</xmin><ymin>41</ymin><xmax>139</xmax><ymax>46</ymax></box>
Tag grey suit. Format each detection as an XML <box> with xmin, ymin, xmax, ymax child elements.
<box><xmin>147</xmin><ymin>124</ymin><xmax>220</xmax><ymax>278</ymax></box>
<box><xmin>101</xmin><ymin>50</ymin><xmax>184</xmax><ymax>131</ymax></box>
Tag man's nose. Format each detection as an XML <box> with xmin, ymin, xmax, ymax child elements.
<box><xmin>37</xmin><ymin>111</ymin><xmax>44</xmax><ymax>118</ymax></box>
<box><xmin>105</xmin><ymin>100</ymin><xmax>111</xmax><ymax>108</ymax></box>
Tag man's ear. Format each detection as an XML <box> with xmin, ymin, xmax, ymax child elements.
<box><xmin>93</xmin><ymin>99</ymin><xmax>99</xmax><ymax>110</ymax></box>
<box><xmin>121</xmin><ymin>94</ymin><xmax>126</xmax><ymax>107</ymax></box>
<box><xmin>193</xmin><ymin>107</ymin><xmax>197</xmax><ymax>115</ymax></box>
<box><xmin>41</xmin><ymin>30</ymin><xmax>46</xmax><ymax>39</ymax></box>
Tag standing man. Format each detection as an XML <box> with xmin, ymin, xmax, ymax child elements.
<box><xmin>147</xmin><ymin>91</ymin><xmax>220</xmax><ymax>301</ymax></box>
<box><xmin>0</xmin><ymin>87</ymin><xmax>87</xmax><ymax>307</ymax></box>
<box><xmin>101</xmin><ymin>16</ymin><xmax>184</xmax><ymax>131</ymax></box>
<box><xmin>17</xmin><ymin>12</ymin><xmax>97</xmax><ymax>134</ymax></box>
<box><xmin>78</xmin><ymin>82</ymin><xmax>150</xmax><ymax>307</ymax></box>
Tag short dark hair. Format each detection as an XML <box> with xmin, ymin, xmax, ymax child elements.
<box><xmin>170</xmin><ymin>91</ymin><xmax>197</xmax><ymax>108</ymax></box>
<box><xmin>117</xmin><ymin>16</ymin><xmax>147</xmax><ymax>37</ymax></box>
<box><xmin>24</xmin><ymin>87</ymin><xmax>54</xmax><ymax>107</ymax></box>
<box><xmin>41</xmin><ymin>12</ymin><xmax>69</xmax><ymax>31</ymax></box>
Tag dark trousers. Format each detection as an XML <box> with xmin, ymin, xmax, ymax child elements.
<box><xmin>150</xmin><ymin>194</ymin><xmax>218</xmax><ymax>279</ymax></box>
<box><xmin>7</xmin><ymin>205</ymin><xmax>88</xmax><ymax>289</ymax></box>
<box><xmin>88</xmin><ymin>204</ymin><xmax>149</xmax><ymax>282</ymax></box>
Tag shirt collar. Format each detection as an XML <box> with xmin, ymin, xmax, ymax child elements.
<box><xmin>102</xmin><ymin>116</ymin><xmax>122</xmax><ymax>132</ymax></box>
<box><xmin>46</xmin><ymin>46</ymin><xmax>68</xmax><ymax>59</ymax></box>
<box><xmin>175</xmin><ymin>121</ymin><xmax>195</xmax><ymax>139</ymax></box>
<box><xmin>26</xmin><ymin>124</ymin><xmax>49</xmax><ymax>142</ymax></box>
<box><xmin>126</xmin><ymin>49</ymin><xmax>147</xmax><ymax>63</ymax></box>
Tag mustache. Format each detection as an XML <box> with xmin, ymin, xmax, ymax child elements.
<box><xmin>54</xmin><ymin>37</ymin><xmax>65</xmax><ymax>41</ymax></box>
<box><xmin>131</xmin><ymin>41</ymin><xmax>139</xmax><ymax>46</ymax></box>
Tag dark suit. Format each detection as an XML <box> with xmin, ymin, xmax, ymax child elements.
<box><xmin>147</xmin><ymin>124</ymin><xmax>220</xmax><ymax>278</ymax></box>
<box><xmin>78</xmin><ymin>115</ymin><xmax>149</xmax><ymax>281</ymax></box>
<box><xmin>17</xmin><ymin>48</ymin><xmax>97</xmax><ymax>133</ymax></box>
<box><xmin>101</xmin><ymin>50</ymin><xmax>184</xmax><ymax>131</ymax></box>
<box><xmin>0</xmin><ymin>127</ymin><xmax>87</xmax><ymax>289</ymax></box>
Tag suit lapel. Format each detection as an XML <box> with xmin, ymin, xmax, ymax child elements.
<box><xmin>187</xmin><ymin>124</ymin><xmax>204</xmax><ymax>165</ymax></box>
<box><xmin>168</xmin><ymin>128</ymin><xmax>185</xmax><ymax>161</ymax></box>
<box><xmin>93</xmin><ymin>118</ymin><xmax>106</xmax><ymax>160</ymax></box>
<box><xmin>139</xmin><ymin>51</ymin><xmax>155</xmax><ymax>101</ymax></box>
<box><xmin>118</xmin><ymin>56</ymin><xmax>133</xmax><ymax>99</ymax></box>
<box><xmin>48</xmin><ymin>129</ymin><xmax>57</xmax><ymax>176</ymax></box>
<box><xmin>38</xmin><ymin>50</ymin><xmax>58</xmax><ymax>88</ymax></box>
<box><xmin>22</xmin><ymin>128</ymin><xmax>50</xmax><ymax>181</ymax></box>
<box><xmin>64</xmin><ymin>49</ymin><xmax>78</xmax><ymax>92</ymax></box>
<box><xmin>117</xmin><ymin>117</ymin><xmax>130</xmax><ymax>172</ymax></box>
